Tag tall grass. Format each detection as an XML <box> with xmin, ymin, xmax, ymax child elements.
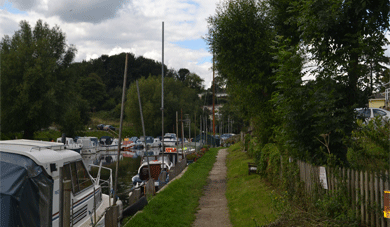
<box><xmin>226</xmin><ymin>142</ymin><xmax>278</xmax><ymax>226</ymax></box>
<box><xmin>124</xmin><ymin>147</ymin><xmax>221</xmax><ymax>227</ymax></box>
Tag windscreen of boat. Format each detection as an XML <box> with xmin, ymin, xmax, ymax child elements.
<box><xmin>0</xmin><ymin>151</ymin><xmax>53</xmax><ymax>227</ymax></box>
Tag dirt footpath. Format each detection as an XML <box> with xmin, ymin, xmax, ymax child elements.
<box><xmin>192</xmin><ymin>149</ymin><xmax>232</xmax><ymax>227</ymax></box>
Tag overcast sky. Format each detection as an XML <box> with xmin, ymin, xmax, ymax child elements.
<box><xmin>0</xmin><ymin>0</ymin><xmax>222</xmax><ymax>88</ymax></box>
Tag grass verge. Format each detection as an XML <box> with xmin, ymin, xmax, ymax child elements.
<box><xmin>226</xmin><ymin>142</ymin><xmax>279</xmax><ymax>226</ymax></box>
<box><xmin>123</xmin><ymin>147</ymin><xmax>221</xmax><ymax>227</ymax></box>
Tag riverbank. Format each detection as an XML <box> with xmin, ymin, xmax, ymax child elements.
<box><xmin>121</xmin><ymin>143</ymin><xmax>283</xmax><ymax>227</ymax></box>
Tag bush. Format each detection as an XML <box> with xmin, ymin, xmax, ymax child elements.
<box><xmin>346</xmin><ymin>118</ymin><xmax>390</xmax><ymax>171</ymax></box>
<box><xmin>186</xmin><ymin>153</ymin><xmax>197</xmax><ymax>161</ymax></box>
<box><xmin>258</xmin><ymin>143</ymin><xmax>281</xmax><ymax>184</ymax></box>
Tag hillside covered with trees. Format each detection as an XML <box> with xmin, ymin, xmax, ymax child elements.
<box><xmin>0</xmin><ymin>20</ymin><xmax>206</xmax><ymax>139</ymax></box>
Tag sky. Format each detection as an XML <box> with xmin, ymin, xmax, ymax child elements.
<box><xmin>0</xmin><ymin>0</ymin><xmax>222</xmax><ymax>88</ymax></box>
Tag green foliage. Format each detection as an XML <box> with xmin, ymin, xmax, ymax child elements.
<box><xmin>257</xmin><ymin>143</ymin><xmax>281</xmax><ymax>184</ymax></box>
<box><xmin>125</xmin><ymin>76</ymin><xmax>202</xmax><ymax>137</ymax></box>
<box><xmin>183</xmin><ymin>73</ymin><xmax>204</xmax><ymax>92</ymax></box>
<box><xmin>33</xmin><ymin>129</ymin><xmax>62</xmax><ymax>141</ymax></box>
<box><xmin>78</xmin><ymin>73</ymin><xmax>108</xmax><ymax>112</ymax></box>
<box><xmin>346</xmin><ymin>118</ymin><xmax>390</xmax><ymax>171</ymax></box>
<box><xmin>271</xmin><ymin>36</ymin><xmax>354</xmax><ymax>165</ymax></box>
<box><xmin>295</xmin><ymin>0</ymin><xmax>390</xmax><ymax>105</ymax></box>
<box><xmin>206</xmin><ymin>0</ymin><xmax>276</xmax><ymax>123</ymax></box>
<box><xmin>0</xmin><ymin>20</ymin><xmax>79</xmax><ymax>138</ymax></box>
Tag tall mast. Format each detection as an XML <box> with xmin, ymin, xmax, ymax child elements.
<box><xmin>161</xmin><ymin>22</ymin><xmax>165</xmax><ymax>168</ymax></box>
<box><xmin>114</xmin><ymin>53</ymin><xmax>128</xmax><ymax>205</ymax></box>
<box><xmin>212</xmin><ymin>54</ymin><xmax>215</xmax><ymax>137</ymax></box>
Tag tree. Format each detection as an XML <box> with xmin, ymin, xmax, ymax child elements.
<box><xmin>183</xmin><ymin>73</ymin><xmax>204</xmax><ymax>92</ymax></box>
<box><xmin>1</xmin><ymin>20</ymin><xmax>77</xmax><ymax>138</ymax></box>
<box><xmin>296</xmin><ymin>0</ymin><xmax>390</xmax><ymax>105</ymax></box>
<box><xmin>206</xmin><ymin>0</ymin><xmax>276</xmax><ymax>145</ymax></box>
<box><xmin>125</xmin><ymin>76</ymin><xmax>202</xmax><ymax>137</ymax></box>
<box><xmin>78</xmin><ymin>73</ymin><xmax>108</xmax><ymax>112</ymax></box>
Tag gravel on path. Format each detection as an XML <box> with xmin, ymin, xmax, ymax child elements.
<box><xmin>192</xmin><ymin>148</ymin><xmax>232</xmax><ymax>227</ymax></box>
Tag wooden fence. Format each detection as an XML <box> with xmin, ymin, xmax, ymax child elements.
<box><xmin>297</xmin><ymin>160</ymin><xmax>390</xmax><ymax>227</ymax></box>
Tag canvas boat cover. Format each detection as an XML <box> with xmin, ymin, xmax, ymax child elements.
<box><xmin>0</xmin><ymin>151</ymin><xmax>53</xmax><ymax>227</ymax></box>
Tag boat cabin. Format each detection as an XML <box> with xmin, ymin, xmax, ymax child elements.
<box><xmin>0</xmin><ymin>139</ymin><xmax>121</xmax><ymax>227</ymax></box>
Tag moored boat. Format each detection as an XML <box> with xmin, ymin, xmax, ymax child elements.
<box><xmin>0</xmin><ymin>139</ymin><xmax>122</xmax><ymax>227</ymax></box>
<box><xmin>77</xmin><ymin>137</ymin><xmax>99</xmax><ymax>154</ymax></box>
<box><xmin>131</xmin><ymin>155</ymin><xmax>172</xmax><ymax>190</ymax></box>
<box><xmin>56</xmin><ymin>137</ymin><xmax>83</xmax><ymax>153</ymax></box>
<box><xmin>162</xmin><ymin>133</ymin><xmax>177</xmax><ymax>147</ymax></box>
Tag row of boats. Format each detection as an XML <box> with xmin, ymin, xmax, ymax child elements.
<box><xmin>56</xmin><ymin>133</ymin><xmax>185</xmax><ymax>155</ymax></box>
<box><xmin>0</xmin><ymin>133</ymin><xmax>193</xmax><ymax>227</ymax></box>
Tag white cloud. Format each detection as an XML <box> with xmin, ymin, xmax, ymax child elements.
<box><xmin>0</xmin><ymin>0</ymin><xmax>225</xmax><ymax>88</ymax></box>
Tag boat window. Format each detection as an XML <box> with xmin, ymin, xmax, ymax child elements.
<box><xmin>76</xmin><ymin>161</ymin><xmax>93</xmax><ymax>192</ymax></box>
<box><xmin>70</xmin><ymin>162</ymin><xmax>80</xmax><ymax>193</ymax></box>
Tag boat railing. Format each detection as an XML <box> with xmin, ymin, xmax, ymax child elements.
<box><xmin>89</xmin><ymin>162</ymin><xmax>113</xmax><ymax>205</ymax></box>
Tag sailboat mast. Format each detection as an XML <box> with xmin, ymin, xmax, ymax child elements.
<box><xmin>212</xmin><ymin>55</ymin><xmax>215</xmax><ymax>137</ymax></box>
<box><xmin>161</xmin><ymin>22</ymin><xmax>165</xmax><ymax>167</ymax></box>
<box><xmin>114</xmin><ymin>53</ymin><xmax>128</xmax><ymax>205</ymax></box>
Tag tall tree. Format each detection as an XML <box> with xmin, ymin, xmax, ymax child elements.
<box><xmin>78</xmin><ymin>73</ymin><xmax>108</xmax><ymax>112</ymax></box>
<box><xmin>125</xmin><ymin>76</ymin><xmax>202</xmax><ymax>137</ymax></box>
<box><xmin>183</xmin><ymin>73</ymin><xmax>204</xmax><ymax>92</ymax></box>
<box><xmin>1</xmin><ymin>20</ymin><xmax>77</xmax><ymax>138</ymax></box>
<box><xmin>296</xmin><ymin>0</ymin><xmax>390</xmax><ymax>105</ymax></box>
<box><xmin>206</xmin><ymin>0</ymin><xmax>276</xmax><ymax>145</ymax></box>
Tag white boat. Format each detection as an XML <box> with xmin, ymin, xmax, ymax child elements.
<box><xmin>77</xmin><ymin>136</ymin><xmax>99</xmax><ymax>154</ymax></box>
<box><xmin>150</xmin><ymin>138</ymin><xmax>162</xmax><ymax>147</ymax></box>
<box><xmin>0</xmin><ymin>139</ymin><xmax>122</xmax><ymax>227</ymax></box>
<box><xmin>56</xmin><ymin>137</ymin><xmax>83</xmax><ymax>153</ymax></box>
<box><xmin>162</xmin><ymin>133</ymin><xmax>177</xmax><ymax>147</ymax></box>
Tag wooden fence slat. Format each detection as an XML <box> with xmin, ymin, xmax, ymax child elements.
<box><xmin>293</xmin><ymin>160</ymin><xmax>390</xmax><ymax>226</ymax></box>
<box><xmin>356</xmin><ymin>170</ymin><xmax>359</xmax><ymax>221</ymax></box>
<box><xmin>370</xmin><ymin>172</ymin><xmax>374</xmax><ymax>226</ymax></box>
<box><xmin>382</xmin><ymin>170</ymin><xmax>390</xmax><ymax>226</ymax></box>
<box><xmin>330</xmin><ymin>167</ymin><xmax>334</xmax><ymax>193</ymax></box>
<box><xmin>361</xmin><ymin>171</ymin><xmax>364</xmax><ymax>224</ymax></box>
<box><xmin>351</xmin><ymin>169</ymin><xmax>355</xmax><ymax>209</ymax></box>
<box><xmin>375</xmin><ymin>172</ymin><xmax>379</xmax><ymax>227</ymax></box>
<box><xmin>348</xmin><ymin>169</ymin><xmax>351</xmax><ymax>206</ymax></box>
<box><xmin>365</xmin><ymin>171</ymin><xmax>369</xmax><ymax>225</ymax></box>
<box><xmin>380</xmin><ymin>171</ymin><xmax>384</xmax><ymax>227</ymax></box>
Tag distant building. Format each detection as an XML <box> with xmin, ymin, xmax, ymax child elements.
<box><xmin>369</xmin><ymin>91</ymin><xmax>387</xmax><ymax>108</ymax></box>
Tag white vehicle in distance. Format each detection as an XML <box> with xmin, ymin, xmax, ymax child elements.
<box><xmin>355</xmin><ymin>107</ymin><xmax>390</xmax><ymax>123</ymax></box>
